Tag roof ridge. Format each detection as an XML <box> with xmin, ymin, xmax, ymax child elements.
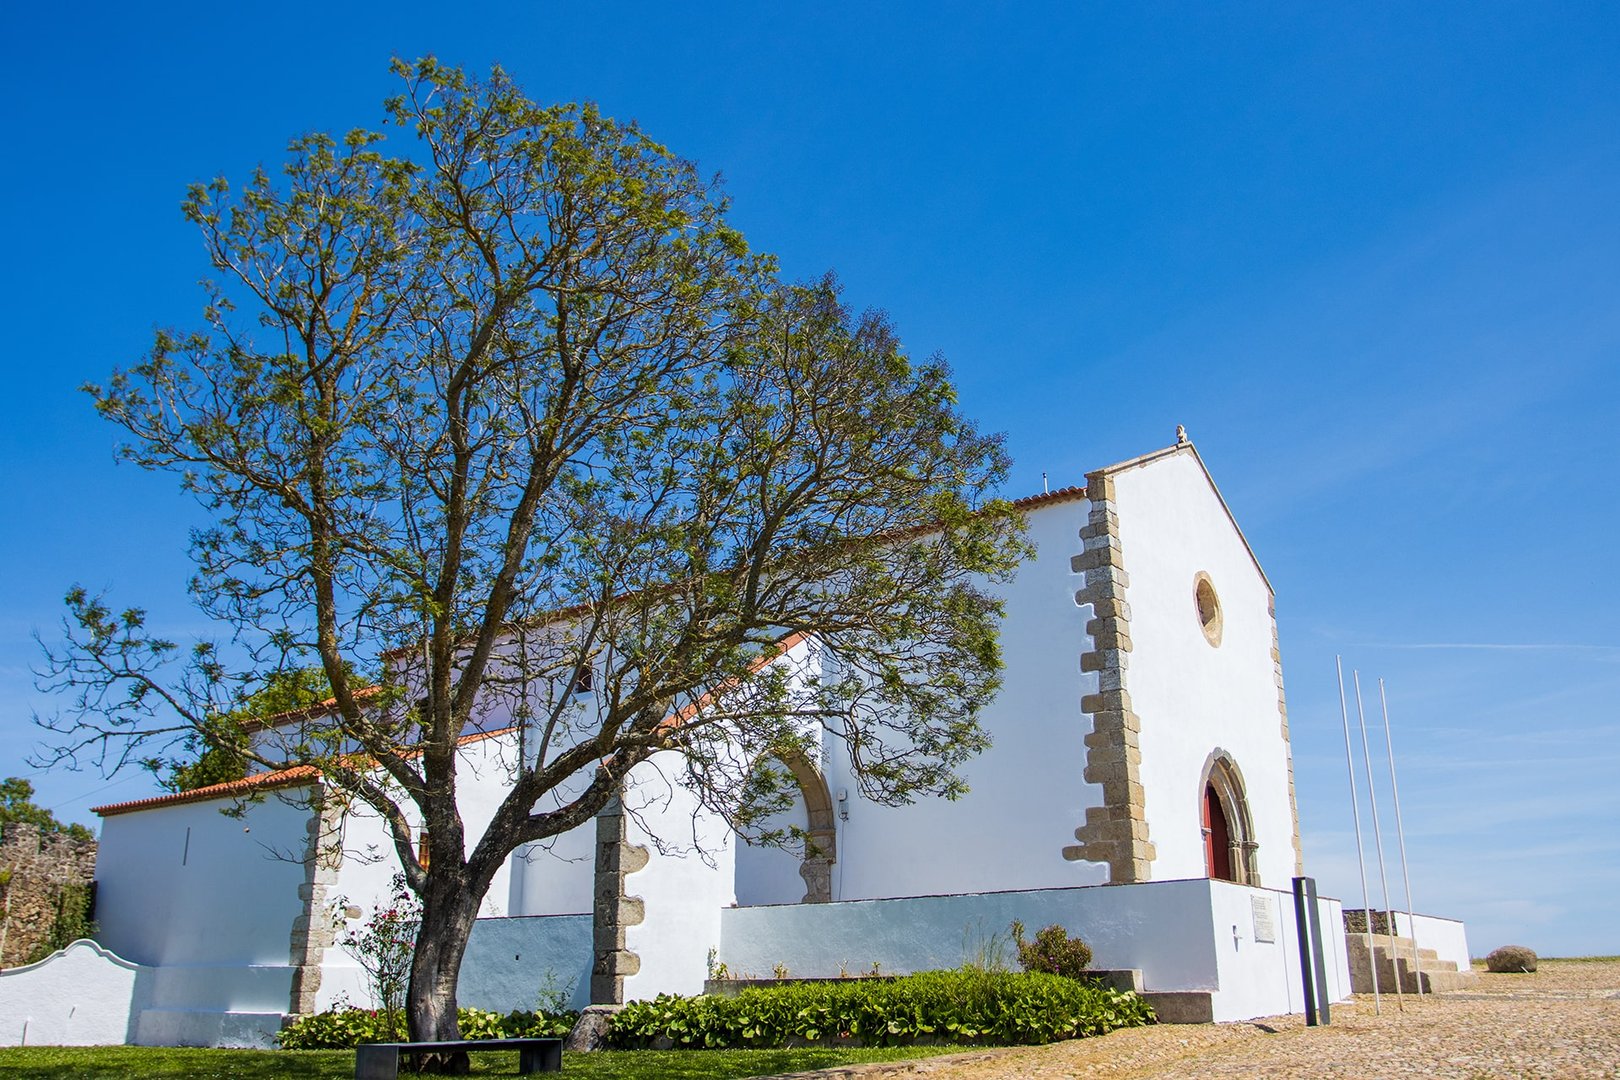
<box><xmin>92</xmin><ymin>723</ymin><xmax>521</xmax><ymax>818</ymax></box>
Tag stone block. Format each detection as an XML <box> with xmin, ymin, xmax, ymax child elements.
<box><xmin>1094</xmin><ymin>668</ymin><xmax>1128</xmax><ymax>692</ymax></box>
<box><xmin>1070</xmin><ymin>546</ymin><xmax>1124</xmax><ymax>573</ymax></box>
<box><xmin>1084</xmin><ymin>625</ymin><xmax>1133</xmax><ymax>651</ymax></box>
<box><xmin>1081</xmin><ymin>691</ymin><xmax>1130</xmax><ymax>713</ymax></box>
<box><xmin>1088</xmin><ymin>598</ymin><xmax>1131</xmax><ymax>620</ymax></box>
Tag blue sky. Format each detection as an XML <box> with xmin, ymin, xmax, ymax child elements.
<box><xmin>2</xmin><ymin>3</ymin><xmax>1616</xmax><ymax>955</ymax></box>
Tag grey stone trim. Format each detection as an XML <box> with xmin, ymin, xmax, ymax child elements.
<box><xmin>1063</xmin><ymin>472</ymin><xmax>1156</xmax><ymax>883</ymax></box>
<box><xmin>287</xmin><ymin>790</ymin><xmax>344</xmax><ymax>1016</ymax></box>
<box><xmin>590</xmin><ymin>796</ymin><xmax>649</xmax><ymax>1005</ymax></box>
<box><xmin>1270</xmin><ymin>596</ymin><xmax>1305</xmax><ymax>875</ymax></box>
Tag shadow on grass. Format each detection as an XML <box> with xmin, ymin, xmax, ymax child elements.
<box><xmin>0</xmin><ymin>1045</ymin><xmax>956</xmax><ymax>1079</ymax></box>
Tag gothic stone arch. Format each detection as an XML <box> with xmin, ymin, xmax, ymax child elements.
<box><xmin>1199</xmin><ymin>748</ymin><xmax>1260</xmax><ymax>886</ymax></box>
<box><xmin>745</xmin><ymin>749</ymin><xmax>837</xmax><ymax>904</ymax></box>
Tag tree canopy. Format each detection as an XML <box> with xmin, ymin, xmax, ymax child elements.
<box><xmin>0</xmin><ymin>778</ymin><xmax>94</xmax><ymax>844</ymax></box>
<box><xmin>147</xmin><ymin>666</ymin><xmax>348</xmax><ymax>792</ymax></box>
<box><xmin>35</xmin><ymin>57</ymin><xmax>1029</xmax><ymax>1048</ymax></box>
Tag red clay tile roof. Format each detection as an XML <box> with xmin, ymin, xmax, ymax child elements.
<box><xmin>91</xmin><ymin>764</ymin><xmax>320</xmax><ymax>817</ymax></box>
<box><xmin>91</xmin><ymin>724</ymin><xmax>521</xmax><ymax>818</ymax></box>
<box><xmin>1008</xmin><ymin>485</ymin><xmax>1088</xmax><ymax>512</ymax></box>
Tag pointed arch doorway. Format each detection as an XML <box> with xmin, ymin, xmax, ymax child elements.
<box><xmin>1202</xmin><ymin>782</ymin><xmax>1233</xmax><ymax>881</ymax></box>
<box><xmin>1199</xmin><ymin>750</ymin><xmax>1259</xmax><ymax>885</ymax></box>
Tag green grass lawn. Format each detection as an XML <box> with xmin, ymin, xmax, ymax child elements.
<box><xmin>0</xmin><ymin>1045</ymin><xmax>958</xmax><ymax>1079</ymax></box>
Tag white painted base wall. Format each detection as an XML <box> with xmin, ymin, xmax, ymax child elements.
<box><xmin>718</xmin><ymin>879</ymin><xmax>1351</xmax><ymax>1022</ymax></box>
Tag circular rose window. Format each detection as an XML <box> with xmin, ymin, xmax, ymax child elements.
<box><xmin>1194</xmin><ymin>572</ymin><xmax>1223</xmax><ymax>647</ymax></box>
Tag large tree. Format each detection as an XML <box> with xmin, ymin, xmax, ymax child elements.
<box><xmin>36</xmin><ymin>58</ymin><xmax>1028</xmax><ymax>1051</ymax></box>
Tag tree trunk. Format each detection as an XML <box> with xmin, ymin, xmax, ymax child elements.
<box><xmin>406</xmin><ymin>872</ymin><xmax>481</xmax><ymax>1074</ymax></box>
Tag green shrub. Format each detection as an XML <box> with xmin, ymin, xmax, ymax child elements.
<box><xmin>277</xmin><ymin>1006</ymin><xmax>576</xmax><ymax>1049</ymax></box>
<box><xmin>609</xmin><ymin>969</ymin><xmax>1153</xmax><ymax>1050</ymax></box>
<box><xmin>1010</xmin><ymin>920</ymin><xmax>1092</xmax><ymax>978</ymax></box>
<box><xmin>1484</xmin><ymin>945</ymin><xmax>1538</xmax><ymax>973</ymax></box>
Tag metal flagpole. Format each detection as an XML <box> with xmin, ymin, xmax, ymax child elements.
<box><xmin>1337</xmin><ymin>657</ymin><xmax>1381</xmax><ymax>1014</ymax></box>
<box><xmin>1380</xmin><ymin>678</ymin><xmax>1424</xmax><ymax>997</ymax></box>
<box><xmin>1355</xmin><ymin>670</ymin><xmax>1403</xmax><ymax>1011</ymax></box>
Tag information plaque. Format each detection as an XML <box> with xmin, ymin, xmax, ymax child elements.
<box><xmin>1251</xmin><ymin>894</ymin><xmax>1277</xmax><ymax>943</ymax></box>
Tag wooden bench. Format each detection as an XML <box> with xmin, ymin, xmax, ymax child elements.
<box><xmin>354</xmin><ymin>1037</ymin><xmax>562</xmax><ymax>1078</ymax></box>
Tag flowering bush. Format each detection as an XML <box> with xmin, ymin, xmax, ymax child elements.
<box><xmin>334</xmin><ymin>875</ymin><xmax>420</xmax><ymax>1040</ymax></box>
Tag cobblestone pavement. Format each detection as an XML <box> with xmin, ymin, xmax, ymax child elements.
<box><xmin>773</xmin><ymin>960</ymin><xmax>1620</xmax><ymax>1080</ymax></box>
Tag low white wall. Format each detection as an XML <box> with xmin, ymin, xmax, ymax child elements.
<box><xmin>458</xmin><ymin>914</ymin><xmax>593</xmax><ymax>1013</ymax></box>
<box><xmin>1393</xmin><ymin>912</ymin><xmax>1472</xmax><ymax>969</ymax></box>
<box><xmin>717</xmin><ymin>879</ymin><xmax>1349</xmax><ymax>1022</ymax></box>
<box><xmin>0</xmin><ymin>940</ymin><xmax>145</xmax><ymax>1046</ymax></box>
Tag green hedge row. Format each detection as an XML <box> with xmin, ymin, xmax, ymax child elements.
<box><xmin>610</xmin><ymin>970</ymin><xmax>1154</xmax><ymax>1049</ymax></box>
<box><xmin>277</xmin><ymin>1006</ymin><xmax>576</xmax><ymax>1049</ymax></box>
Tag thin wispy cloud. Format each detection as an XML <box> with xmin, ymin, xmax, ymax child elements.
<box><xmin>1349</xmin><ymin>642</ymin><xmax>1620</xmax><ymax>654</ymax></box>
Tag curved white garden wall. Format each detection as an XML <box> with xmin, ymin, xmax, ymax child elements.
<box><xmin>0</xmin><ymin>940</ymin><xmax>145</xmax><ymax>1046</ymax></box>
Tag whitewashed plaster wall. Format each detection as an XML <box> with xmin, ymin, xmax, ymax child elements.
<box><xmin>620</xmin><ymin>750</ymin><xmax>737</xmax><ymax>999</ymax></box>
<box><xmin>96</xmin><ymin>794</ymin><xmax>310</xmax><ymax>972</ymax></box>
<box><xmin>734</xmin><ymin>782</ymin><xmax>811</xmax><ymax>907</ymax></box>
<box><xmin>0</xmin><ymin>940</ymin><xmax>146</xmax><ymax>1046</ymax></box>
<box><xmin>93</xmin><ymin>793</ymin><xmax>314</xmax><ymax>1044</ymax></box>
<box><xmin>1110</xmin><ymin>452</ymin><xmax>1298</xmax><ymax>888</ymax></box>
<box><xmin>505</xmin><ymin>795</ymin><xmax>596</xmax><ymax>919</ymax></box>
<box><xmin>1205</xmin><ymin>880</ymin><xmax>1349</xmax><ymax>1021</ymax></box>
<box><xmin>817</xmin><ymin>497</ymin><xmax>1107</xmax><ymax>901</ymax></box>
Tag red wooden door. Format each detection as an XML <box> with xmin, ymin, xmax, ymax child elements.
<box><xmin>1203</xmin><ymin>784</ymin><xmax>1232</xmax><ymax>881</ymax></box>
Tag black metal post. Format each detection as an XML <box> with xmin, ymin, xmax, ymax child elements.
<box><xmin>1292</xmin><ymin>876</ymin><xmax>1331</xmax><ymax>1025</ymax></box>
<box><xmin>1305</xmin><ymin>877</ymin><xmax>1332</xmax><ymax>1023</ymax></box>
<box><xmin>1292</xmin><ymin>876</ymin><xmax>1318</xmax><ymax>1025</ymax></box>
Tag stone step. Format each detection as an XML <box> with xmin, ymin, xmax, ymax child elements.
<box><xmin>1379</xmin><ymin>952</ymin><xmax>1460</xmax><ymax>975</ymax></box>
<box><xmin>1414</xmin><ymin>969</ymin><xmax>1478</xmax><ymax>994</ymax></box>
<box><xmin>1346</xmin><ymin>934</ymin><xmax>1478</xmax><ymax>994</ymax></box>
<box><xmin>1141</xmin><ymin>991</ymin><xmax>1214</xmax><ymax>1024</ymax></box>
<box><xmin>1365</xmin><ymin>957</ymin><xmax>1478</xmax><ymax>993</ymax></box>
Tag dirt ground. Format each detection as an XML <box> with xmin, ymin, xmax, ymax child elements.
<box><xmin>776</xmin><ymin>959</ymin><xmax>1620</xmax><ymax>1079</ymax></box>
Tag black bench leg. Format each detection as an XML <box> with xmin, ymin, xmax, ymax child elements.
<box><xmin>519</xmin><ymin>1040</ymin><xmax>563</xmax><ymax>1073</ymax></box>
<box><xmin>354</xmin><ymin>1045</ymin><xmax>401</xmax><ymax>1080</ymax></box>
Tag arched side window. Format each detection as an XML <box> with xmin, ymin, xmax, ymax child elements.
<box><xmin>733</xmin><ymin>750</ymin><xmax>837</xmax><ymax>905</ymax></box>
<box><xmin>1199</xmin><ymin>749</ymin><xmax>1259</xmax><ymax>886</ymax></box>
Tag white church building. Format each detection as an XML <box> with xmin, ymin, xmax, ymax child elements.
<box><xmin>7</xmin><ymin>437</ymin><xmax>1453</xmax><ymax>1047</ymax></box>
